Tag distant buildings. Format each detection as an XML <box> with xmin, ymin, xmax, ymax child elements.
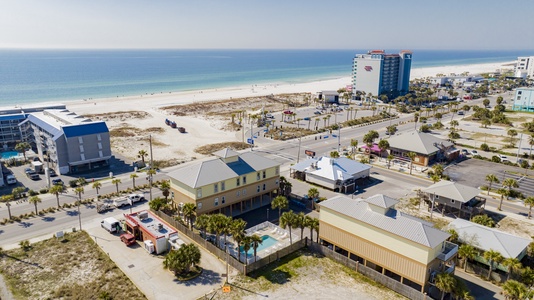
<box><xmin>168</xmin><ymin>148</ymin><xmax>281</xmax><ymax>217</ymax></box>
<box><xmin>514</xmin><ymin>56</ymin><xmax>534</xmax><ymax>79</ymax></box>
<box><xmin>352</xmin><ymin>50</ymin><xmax>412</xmax><ymax>98</ymax></box>
<box><xmin>20</xmin><ymin>109</ymin><xmax>111</xmax><ymax>175</ymax></box>
<box><xmin>387</xmin><ymin>131</ymin><xmax>459</xmax><ymax>166</ymax></box>
<box><xmin>512</xmin><ymin>88</ymin><xmax>534</xmax><ymax>112</ymax></box>
<box><xmin>319</xmin><ymin>194</ymin><xmax>457</xmax><ymax>293</ymax></box>
<box><xmin>290</xmin><ymin>156</ymin><xmax>371</xmax><ymax>193</ymax></box>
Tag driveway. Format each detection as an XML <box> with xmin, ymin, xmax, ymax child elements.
<box><xmin>86</xmin><ymin>214</ymin><xmax>226</xmax><ymax>300</ymax></box>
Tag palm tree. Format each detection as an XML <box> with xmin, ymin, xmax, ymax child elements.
<box><xmin>280</xmin><ymin>211</ymin><xmax>298</xmax><ymax>244</ymax></box>
<box><xmin>271</xmin><ymin>195</ymin><xmax>289</xmax><ymax>219</ymax></box>
<box><xmin>137</xmin><ymin>149</ymin><xmax>148</xmax><ymax>165</ymax></box>
<box><xmin>350</xmin><ymin>139</ymin><xmax>358</xmax><ymax>160</ymax></box>
<box><xmin>296</xmin><ymin>212</ymin><xmax>307</xmax><ymax>240</ymax></box>
<box><xmin>306</xmin><ymin>216</ymin><xmax>319</xmax><ymax>243</ymax></box>
<box><xmin>207</xmin><ymin>213</ymin><xmax>226</xmax><ymax>248</ymax></box>
<box><xmin>377</xmin><ymin>139</ymin><xmax>389</xmax><ymax>159</ymax></box>
<box><xmin>74</xmin><ymin>186</ymin><xmax>84</xmax><ymax>202</ymax></box>
<box><xmin>182</xmin><ymin>203</ymin><xmax>196</xmax><ymax>230</ymax></box>
<box><xmin>250</xmin><ymin>234</ymin><xmax>263</xmax><ymax>262</ymax></box>
<box><xmin>241</xmin><ymin>236</ymin><xmax>253</xmax><ymax>265</ymax></box>
<box><xmin>435</xmin><ymin>272</ymin><xmax>456</xmax><ymax>300</ymax></box>
<box><xmin>308</xmin><ymin>187</ymin><xmax>319</xmax><ymax>210</ymax></box>
<box><xmin>524</xmin><ymin>196</ymin><xmax>534</xmax><ymax>219</ymax></box>
<box><xmin>29</xmin><ymin>195</ymin><xmax>41</xmax><ymax>214</ymax></box>
<box><xmin>483</xmin><ymin>249</ymin><xmax>504</xmax><ymax>280</ymax></box>
<box><xmin>159</xmin><ymin>180</ymin><xmax>171</xmax><ymax>200</ymax></box>
<box><xmin>230</xmin><ymin>218</ymin><xmax>247</xmax><ymax>256</ymax></box>
<box><xmin>363</xmin><ymin>130</ymin><xmax>379</xmax><ymax>160</ymax></box>
<box><xmin>508</xmin><ymin>129</ymin><xmax>518</xmax><ymax>147</ymax></box>
<box><xmin>458</xmin><ymin>244</ymin><xmax>477</xmax><ymax>272</ymax></box>
<box><xmin>501</xmin><ymin>280</ymin><xmax>530</xmax><ymax>300</ymax></box>
<box><xmin>92</xmin><ymin>181</ymin><xmax>102</xmax><ymax>195</ymax></box>
<box><xmin>14</xmin><ymin>142</ymin><xmax>31</xmax><ymax>162</ymax></box>
<box><xmin>163</xmin><ymin>243</ymin><xmax>201</xmax><ymax>276</ymax></box>
<box><xmin>111</xmin><ymin>178</ymin><xmax>121</xmax><ymax>193</ymax></box>
<box><xmin>502</xmin><ymin>257</ymin><xmax>522</xmax><ymax>281</ymax></box>
<box><xmin>49</xmin><ymin>184</ymin><xmax>64</xmax><ymax>208</ymax></box>
<box><xmin>502</xmin><ymin>178</ymin><xmax>519</xmax><ymax>200</ymax></box>
<box><xmin>147</xmin><ymin>168</ymin><xmax>157</xmax><ymax>200</ymax></box>
<box><xmin>130</xmin><ymin>173</ymin><xmax>138</xmax><ymax>189</ymax></box>
<box><xmin>194</xmin><ymin>214</ymin><xmax>211</xmax><ymax>238</ymax></box>
<box><xmin>406</xmin><ymin>152</ymin><xmax>417</xmax><ymax>175</ymax></box>
<box><xmin>485</xmin><ymin>174</ymin><xmax>500</xmax><ymax>195</ymax></box>
<box><xmin>386</xmin><ymin>154</ymin><xmax>394</xmax><ymax>169</ymax></box>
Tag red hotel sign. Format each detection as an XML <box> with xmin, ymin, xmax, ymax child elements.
<box><xmin>364</xmin><ymin>66</ymin><xmax>373</xmax><ymax>72</ymax></box>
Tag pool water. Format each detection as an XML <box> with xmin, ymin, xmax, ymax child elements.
<box><xmin>1</xmin><ymin>151</ymin><xmax>19</xmax><ymax>159</ymax></box>
<box><xmin>240</xmin><ymin>234</ymin><xmax>278</xmax><ymax>254</ymax></box>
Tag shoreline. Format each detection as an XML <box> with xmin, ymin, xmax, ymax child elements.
<box><xmin>1</xmin><ymin>60</ymin><xmax>516</xmax><ymax>113</ymax></box>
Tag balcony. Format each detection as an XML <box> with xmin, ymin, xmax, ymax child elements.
<box><xmin>437</xmin><ymin>241</ymin><xmax>458</xmax><ymax>262</ymax></box>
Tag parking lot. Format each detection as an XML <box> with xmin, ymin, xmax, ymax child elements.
<box><xmin>86</xmin><ymin>214</ymin><xmax>226</xmax><ymax>300</ymax></box>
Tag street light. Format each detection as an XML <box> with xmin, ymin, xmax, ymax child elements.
<box><xmin>267</xmin><ymin>208</ymin><xmax>269</xmax><ymax>221</ymax></box>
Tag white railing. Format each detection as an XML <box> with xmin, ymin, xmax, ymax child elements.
<box><xmin>437</xmin><ymin>241</ymin><xmax>458</xmax><ymax>262</ymax></box>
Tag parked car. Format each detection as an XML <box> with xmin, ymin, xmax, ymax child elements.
<box><xmin>499</xmin><ymin>154</ymin><xmax>509</xmax><ymax>162</ymax></box>
<box><xmin>52</xmin><ymin>178</ymin><xmax>64</xmax><ymax>185</ymax></box>
<box><xmin>314</xmin><ymin>111</ymin><xmax>322</xmax><ymax>115</ymax></box>
<box><xmin>461</xmin><ymin>149</ymin><xmax>468</xmax><ymax>155</ymax></box>
<box><xmin>265</xmin><ymin>113</ymin><xmax>274</xmax><ymax>119</ymax></box>
<box><xmin>48</xmin><ymin>169</ymin><xmax>57</xmax><ymax>177</ymax></box>
<box><xmin>6</xmin><ymin>175</ymin><xmax>16</xmax><ymax>185</ymax></box>
<box><xmin>470</xmin><ymin>150</ymin><xmax>478</xmax><ymax>155</ymax></box>
<box><xmin>120</xmin><ymin>233</ymin><xmax>136</xmax><ymax>246</ymax></box>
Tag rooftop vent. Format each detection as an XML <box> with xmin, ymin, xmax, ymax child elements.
<box><xmin>158</xmin><ymin>223</ymin><xmax>164</xmax><ymax>231</ymax></box>
<box><xmin>138</xmin><ymin>212</ymin><xmax>149</xmax><ymax>220</ymax></box>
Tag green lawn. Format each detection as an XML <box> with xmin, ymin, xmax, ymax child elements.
<box><xmin>0</xmin><ymin>231</ymin><xmax>146</xmax><ymax>300</ymax></box>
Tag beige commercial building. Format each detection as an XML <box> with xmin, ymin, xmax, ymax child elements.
<box><xmin>168</xmin><ymin>148</ymin><xmax>281</xmax><ymax>216</ymax></box>
<box><xmin>319</xmin><ymin>194</ymin><xmax>457</xmax><ymax>293</ymax></box>
<box><xmin>387</xmin><ymin>131</ymin><xmax>459</xmax><ymax>167</ymax></box>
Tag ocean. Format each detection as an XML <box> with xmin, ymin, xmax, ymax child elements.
<box><xmin>0</xmin><ymin>49</ymin><xmax>533</xmax><ymax>107</ymax></box>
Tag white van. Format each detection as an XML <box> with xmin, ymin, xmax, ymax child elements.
<box><xmin>101</xmin><ymin>217</ymin><xmax>121</xmax><ymax>233</ymax></box>
<box><xmin>6</xmin><ymin>175</ymin><xmax>16</xmax><ymax>185</ymax></box>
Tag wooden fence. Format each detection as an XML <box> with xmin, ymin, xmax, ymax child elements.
<box><xmin>308</xmin><ymin>241</ymin><xmax>432</xmax><ymax>300</ymax></box>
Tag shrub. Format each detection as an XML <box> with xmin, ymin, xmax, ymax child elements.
<box><xmin>471</xmin><ymin>214</ymin><xmax>495</xmax><ymax>227</ymax></box>
<box><xmin>39</xmin><ymin>188</ymin><xmax>49</xmax><ymax>194</ymax></box>
<box><xmin>28</xmin><ymin>190</ymin><xmax>39</xmax><ymax>196</ymax></box>
<box><xmin>69</xmin><ymin>179</ymin><xmax>78</xmax><ymax>188</ymax></box>
<box><xmin>491</xmin><ymin>156</ymin><xmax>501</xmax><ymax>163</ymax></box>
<box><xmin>480</xmin><ymin>143</ymin><xmax>490</xmax><ymax>151</ymax></box>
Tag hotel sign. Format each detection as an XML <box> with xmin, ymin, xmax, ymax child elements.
<box><xmin>364</xmin><ymin>66</ymin><xmax>373</xmax><ymax>72</ymax></box>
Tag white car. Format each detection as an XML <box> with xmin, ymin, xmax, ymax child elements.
<box><xmin>499</xmin><ymin>155</ymin><xmax>509</xmax><ymax>162</ymax></box>
<box><xmin>470</xmin><ymin>150</ymin><xmax>478</xmax><ymax>155</ymax></box>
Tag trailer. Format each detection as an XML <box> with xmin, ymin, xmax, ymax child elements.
<box><xmin>96</xmin><ymin>202</ymin><xmax>113</xmax><ymax>213</ymax></box>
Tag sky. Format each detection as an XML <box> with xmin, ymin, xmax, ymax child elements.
<box><xmin>0</xmin><ymin>0</ymin><xmax>533</xmax><ymax>50</ymax></box>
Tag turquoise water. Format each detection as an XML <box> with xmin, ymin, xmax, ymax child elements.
<box><xmin>0</xmin><ymin>151</ymin><xmax>19</xmax><ymax>159</ymax></box>
<box><xmin>1</xmin><ymin>49</ymin><xmax>532</xmax><ymax>106</ymax></box>
<box><xmin>240</xmin><ymin>235</ymin><xmax>279</xmax><ymax>254</ymax></box>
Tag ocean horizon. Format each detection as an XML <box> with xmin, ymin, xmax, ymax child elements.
<box><xmin>1</xmin><ymin>49</ymin><xmax>533</xmax><ymax>107</ymax></box>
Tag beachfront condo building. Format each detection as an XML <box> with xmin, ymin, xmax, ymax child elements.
<box><xmin>352</xmin><ymin>50</ymin><xmax>412</xmax><ymax>98</ymax></box>
<box><xmin>512</xmin><ymin>88</ymin><xmax>534</xmax><ymax>112</ymax></box>
<box><xmin>514</xmin><ymin>56</ymin><xmax>534</xmax><ymax>78</ymax></box>
<box><xmin>20</xmin><ymin>109</ymin><xmax>111</xmax><ymax>175</ymax></box>
<box><xmin>168</xmin><ymin>148</ymin><xmax>280</xmax><ymax>217</ymax></box>
<box><xmin>319</xmin><ymin>194</ymin><xmax>457</xmax><ymax>293</ymax></box>
<box><xmin>0</xmin><ymin>104</ymin><xmax>66</xmax><ymax>150</ymax></box>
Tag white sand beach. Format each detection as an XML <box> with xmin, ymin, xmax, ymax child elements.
<box><xmin>23</xmin><ymin>61</ymin><xmax>517</xmax><ymax>164</ymax></box>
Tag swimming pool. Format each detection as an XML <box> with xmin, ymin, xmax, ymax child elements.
<box><xmin>240</xmin><ymin>235</ymin><xmax>279</xmax><ymax>254</ymax></box>
<box><xmin>0</xmin><ymin>151</ymin><xmax>20</xmax><ymax>160</ymax></box>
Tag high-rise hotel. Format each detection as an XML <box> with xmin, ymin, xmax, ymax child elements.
<box><xmin>352</xmin><ymin>50</ymin><xmax>412</xmax><ymax>98</ymax></box>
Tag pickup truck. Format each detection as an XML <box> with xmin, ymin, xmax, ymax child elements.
<box><xmin>113</xmin><ymin>197</ymin><xmax>130</xmax><ymax>208</ymax></box>
<box><xmin>127</xmin><ymin>193</ymin><xmax>145</xmax><ymax>203</ymax></box>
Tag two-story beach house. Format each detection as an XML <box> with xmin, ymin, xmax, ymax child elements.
<box><xmin>319</xmin><ymin>194</ymin><xmax>457</xmax><ymax>293</ymax></box>
<box><xmin>168</xmin><ymin>148</ymin><xmax>281</xmax><ymax>216</ymax></box>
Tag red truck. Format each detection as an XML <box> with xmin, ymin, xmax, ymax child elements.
<box><xmin>120</xmin><ymin>233</ymin><xmax>136</xmax><ymax>246</ymax></box>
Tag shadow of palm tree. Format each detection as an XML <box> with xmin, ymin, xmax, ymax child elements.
<box><xmin>3</xmin><ymin>254</ymin><xmax>44</xmax><ymax>269</ymax></box>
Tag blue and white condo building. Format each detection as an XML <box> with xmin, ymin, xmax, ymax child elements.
<box><xmin>512</xmin><ymin>88</ymin><xmax>534</xmax><ymax>112</ymax></box>
<box><xmin>352</xmin><ymin>50</ymin><xmax>412</xmax><ymax>98</ymax></box>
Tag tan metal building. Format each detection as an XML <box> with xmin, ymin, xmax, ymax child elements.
<box><xmin>387</xmin><ymin>131</ymin><xmax>459</xmax><ymax>167</ymax></box>
<box><xmin>319</xmin><ymin>194</ymin><xmax>458</xmax><ymax>293</ymax></box>
<box><xmin>168</xmin><ymin>148</ymin><xmax>280</xmax><ymax>217</ymax></box>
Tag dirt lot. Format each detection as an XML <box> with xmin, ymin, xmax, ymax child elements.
<box><xmin>0</xmin><ymin>231</ymin><xmax>146</xmax><ymax>300</ymax></box>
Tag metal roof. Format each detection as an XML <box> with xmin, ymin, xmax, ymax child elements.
<box><xmin>290</xmin><ymin>156</ymin><xmax>371</xmax><ymax>181</ymax></box>
<box><xmin>448</xmin><ymin>219</ymin><xmax>530</xmax><ymax>259</ymax></box>
<box><xmin>24</xmin><ymin>114</ymin><xmax>63</xmax><ymax>140</ymax></box>
<box><xmin>212</xmin><ymin>148</ymin><xmax>240</xmax><ymax>158</ymax></box>
<box><xmin>422</xmin><ymin>180</ymin><xmax>481</xmax><ymax>203</ymax></box>
<box><xmin>388</xmin><ymin>131</ymin><xmax>453</xmax><ymax>155</ymax></box>
<box><xmin>0</xmin><ymin>113</ymin><xmax>27</xmax><ymax>121</ymax></box>
<box><xmin>365</xmin><ymin>194</ymin><xmax>398</xmax><ymax>209</ymax></box>
<box><xmin>63</xmin><ymin>122</ymin><xmax>109</xmax><ymax>138</ymax></box>
<box><xmin>168</xmin><ymin>151</ymin><xmax>280</xmax><ymax>188</ymax></box>
<box><xmin>320</xmin><ymin>195</ymin><xmax>450</xmax><ymax>248</ymax></box>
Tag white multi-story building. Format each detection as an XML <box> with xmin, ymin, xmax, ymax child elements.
<box><xmin>352</xmin><ymin>50</ymin><xmax>412</xmax><ymax>98</ymax></box>
<box><xmin>515</xmin><ymin>56</ymin><xmax>534</xmax><ymax>78</ymax></box>
<box><xmin>512</xmin><ymin>88</ymin><xmax>534</xmax><ymax>112</ymax></box>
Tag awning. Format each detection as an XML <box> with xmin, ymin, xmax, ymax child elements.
<box><xmin>125</xmin><ymin>219</ymin><xmax>138</xmax><ymax>229</ymax></box>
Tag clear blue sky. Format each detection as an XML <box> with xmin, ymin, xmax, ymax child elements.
<box><xmin>1</xmin><ymin>0</ymin><xmax>532</xmax><ymax>50</ymax></box>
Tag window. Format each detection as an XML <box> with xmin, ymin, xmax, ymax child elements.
<box><xmin>262</xmin><ymin>184</ymin><xmax>266</xmax><ymax>191</ymax></box>
<box><xmin>221</xmin><ymin>181</ymin><xmax>225</xmax><ymax>191</ymax></box>
<box><xmin>275</xmin><ymin>167</ymin><xmax>279</xmax><ymax>175</ymax></box>
<box><xmin>237</xmin><ymin>178</ymin><xmax>240</xmax><ymax>186</ymax></box>
<box><xmin>236</xmin><ymin>191</ymin><xmax>241</xmax><ymax>197</ymax></box>
<box><xmin>198</xmin><ymin>202</ymin><xmax>202</xmax><ymax>209</ymax></box>
<box><xmin>78</xmin><ymin>137</ymin><xmax>83</xmax><ymax>144</ymax></box>
<box><xmin>262</xmin><ymin>171</ymin><xmax>266</xmax><ymax>179</ymax></box>
<box><xmin>518</xmin><ymin>91</ymin><xmax>523</xmax><ymax>95</ymax></box>
<box><xmin>243</xmin><ymin>189</ymin><xmax>246</xmax><ymax>195</ymax></box>
<box><xmin>243</xmin><ymin>176</ymin><xmax>247</xmax><ymax>184</ymax></box>
<box><xmin>257</xmin><ymin>172</ymin><xmax>260</xmax><ymax>180</ymax></box>
<box><xmin>197</xmin><ymin>189</ymin><xmax>202</xmax><ymax>198</ymax></box>
<box><xmin>214</xmin><ymin>198</ymin><xmax>219</xmax><ymax>206</ymax></box>
<box><xmin>222</xmin><ymin>196</ymin><xmax>226</xmax><ymax>204</ymax></box>
<box><xmin>451</xmin><ymin>199</ymin><xmax>455</xmax><ymax>204</ymax></box>
<box><xmin>257</xmin><ymin>185</ymin><xmax>260</xmax><ymax>192</ymax></box>
<box><xmin>214</xmin><ymin>183</ymin><xmax>218</xmax><ymax>193</ymax></box>
<box><xmin>275</xmin><ymin>180</ymin><xmax>279</xmax><ymax>186</ymax></box>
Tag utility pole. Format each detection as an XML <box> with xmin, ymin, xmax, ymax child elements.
<box><xmin>516</xmin><ymin>133</ymin><xmax>523</xmax><ymax>164</ymax></box>
<box><xmin>430</xmin><ymin>192</ymin><xmax>435</xmax><ymax>221</ymax></box>
<box><xmin>250</xmin><ymin>118</ymin><xmax>254</xmax><ymax>151</ymax></box>
<box><xmin>78</xmin><ymin>201</ymin><xmax>82</xmax><ymax>231</ymax></box>
<box><xmin>149</xmin><ymin>134</ymin><xmax>154</xmax><ymax>201</ymax></box>
<box><xmin>297</xmin><ymin>135</ymin><xmax>302</xmax><ymax>163</ymax></box>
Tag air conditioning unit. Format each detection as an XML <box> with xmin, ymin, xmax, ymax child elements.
<box><xmin>138</xmin><ymin>211</ymin><xmax>149</xmax><ymax>220</ymax></box>
<box><xmin>158</xmin><ymin>223</ymin><xmax>163</xmax><ymax>231</ymax></box>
